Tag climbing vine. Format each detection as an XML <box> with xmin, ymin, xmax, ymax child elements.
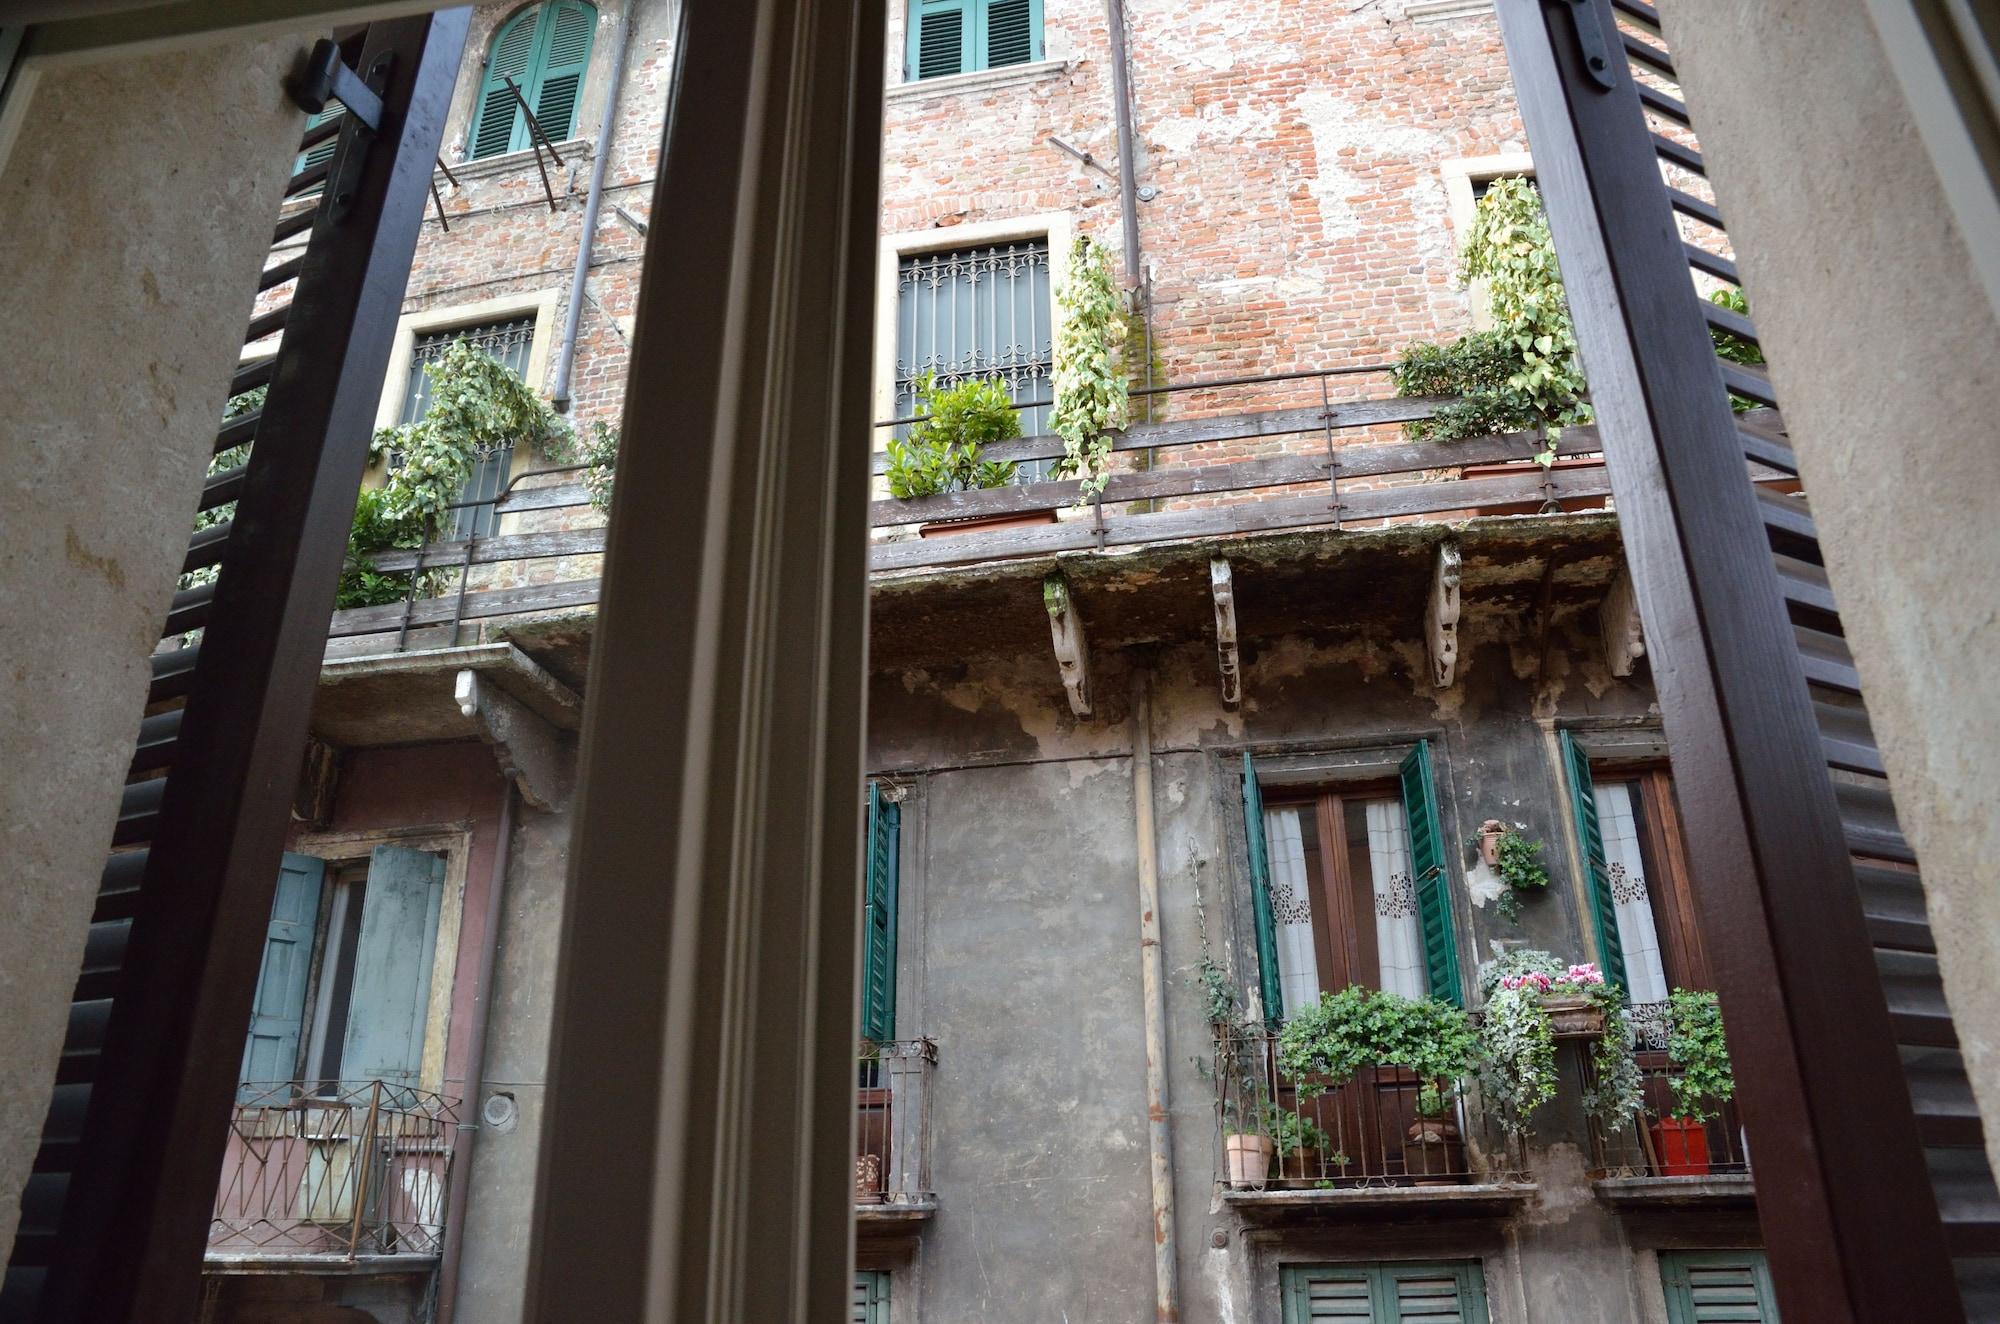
<box><xmin>1049</xmin><ymin>234</ymin><xmax>1129</xmax><ymax>496</ymax></box>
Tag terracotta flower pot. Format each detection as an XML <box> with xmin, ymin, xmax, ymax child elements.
<box><xmin>1403</xmin><ymin>1116</ymin><xmax>1464</xmax><ymax>1186</ymax></box>
<box><xmin>916</xmin><ymin>509</ymin><xmax>1058</xmax><ymax>538</ymax></box>
<box><xmin>1225</xmin><ymin>1132</ymin><xmax>1274</xmax><ymax>1189</ymax></box>
<box><xmin>1459</xmin><ymin>457</ymin><xmax>1610</xmax><ymax>518</ymax></box>
<box><xmin>1649</xmin><ymin>1117</ymin><xmax>1713</xmax><ymax>1176</ymax></box>
<box><xmin>1477</xmin><ymin>820</ymin><xmax>1507</xmax><ymax>868</ymax></box>
<box><xmin>1539</xmin><ymin>994</ymin><xmax>1606</xmax><ymax>1040</ymax></box>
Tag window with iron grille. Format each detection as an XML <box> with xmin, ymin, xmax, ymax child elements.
<box><xmin>399</xmin><ymin>315</ymin><xmax>537</xmax><ymax>540</ymax></box>
<box><xmin>905</xmin><ymin>0</ymin><xmax>1041</xmax><ymax>81</ymax></box>
<box><xmin>895</xmin><ymin>238</ymin><xmax>1052</xmax><ymax>482</ymax></box>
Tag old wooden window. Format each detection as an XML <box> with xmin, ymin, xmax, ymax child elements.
<box><xmin>469</xmin><ymin>1</ymin><xmax>597</xmax><ymax>159</ymax></box>
<box><xmin>1280</xmin><ymin>1260</ymin><xmax>1491</xmax><ymax>1323</ymax></box>
<box><xmin>904</xmin><ymin>0</ymin><xmax>1041</xmax><ymax>81</ymax></box>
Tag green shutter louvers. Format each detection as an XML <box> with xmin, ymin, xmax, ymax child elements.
<box><xmin>469</xmin><ymin>2</ymin><xmax>597</xmax><ymax>160</ymax></box>
<box><xmin>1281</xmin><ymin>1261</ymin><xmax>1491</xmax><ymax>1323</ymax></box>
<box><xmin>1399</xmin><ymin>739</ymin><xmax>1463</xmax><ymax>1007</ymax></box>
<box><xmin>983</xmin><ymin>0</ymin><xmax>1037</xmax><ymax>67</ymax></box>
<box><xmin>907</xmin><ymin>0</ymin><xmax>1040</xmax><ymax>80</ymax></box>
<box><xmin>295</xmin><ymin>105</ymin><xmax>344</xmax><ymax>175</ymax></box>
<box><xmin>1560</xmin><ymin>729</ymin><xmax>1629</xmax><ymax>993</ymax></box>
<box><xmin>862</xmin><ymin>784</ymin><xmax>901</xmax><ymax>1043</ymax></box>
<box><xmin>1660</xmin><ymin>1251</ymin><xmax>1779</xmax><ymax>1324</ymax></box>
<box><xmin>1242</xmin><ymin>752</ymin><xmax>1284</xmax><ymax>1026</ymax></box>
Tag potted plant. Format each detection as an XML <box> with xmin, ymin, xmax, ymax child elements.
<box><xmin>883</xmin><ymin>373</ymin><xmax>1041</xmax><ymax>536</ymax></box>
<box><xmin>1651</xmin><ymin>988</ymin><xmax>1735</xmax><ymax>1176</ymax></box>
<box><xmin>1222</xmin><ymin>1090</ymin><xmax>1277</xmax><ymax>1190</ymax></box>
<box><xmin>1266</xmin><ymin>1104</ymin><xmax>1332</xmax><ymax>1184</ymax></box>
<box><xmin>1476</xmin><ymin>951</ymin><xmax>1642</xmax><ymax>1139</ymax></box>
<box><xmin>1481</xmin><ymin>827</ymin><xmax>1551</xmax><ymax>924</ymax></box>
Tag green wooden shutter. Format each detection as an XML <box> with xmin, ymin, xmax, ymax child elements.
<box><xmin>1242</xmin><ymin>752</ymin><xmax>1284</xmax><ymax>1026</ymax></box>
<box><xmin>1282</xmin><ymin>1263</ymin><xmax>1490</xmax><ymax>1323</ymax></box>
<box><xmin>238</xmin><ymin>853</ymin><xmax>326</xmax><ymax>1100</ymax></box>
<box><xmin>1661</xmin><ymin>1251</ymin><xmax>1779</xmax><ymax>1324</ymax></box>
<box><xmin>908</xmin><ymin>0</ymin><xmax>970</xmax><ymax>80</ymax></box>
<box><xmin>851</xmin><ymin>1271</ymin><xmax>890</xmax><ymax>1324</ymax></box>
<box><xmin>471</xmin><ymin>5</ymin><xmax>545</xmax><ymax>158</ymax></box>
<box><xmin>1398</xmin><ymin>741</ymin><xmax>1462</xmax><ymax>1007</ymax></box>
<box><xmin>294</xmin><ymin>105</ymin><xmax>344</xmax><ymax>175</ymax></box>
<box><xmin>1560</xmin><ymin>729</ymin><xmax>1629</xmax><ymax>993</ymax></box>
<box><xmin>339</xmin><ymin>845</ymin><xmax>445</xmax><ymax>1092</ymax></box>
<box><xmin>862</xmin><ymin>785</ymin><xmax>901</xmax><ymax>1043</ymax></box>
<box><xmin>979</xmin><ymin>0</ymin><xmax>1040</xmax><ymax>68</ymax></box>
<box><xmin>531</xmin><ymin>1</ymin><xmax>597</xmax><ymax>144</ymax></box>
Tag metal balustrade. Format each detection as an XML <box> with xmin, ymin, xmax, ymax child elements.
<box><xmin>855</xmin><ymin>1040</ymin><xmax>936</xmax><ymax>1208</ymax></box>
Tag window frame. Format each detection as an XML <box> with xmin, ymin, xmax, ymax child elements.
<box><xmin>1261</xmin><ymin>780</ymin><xmax>1406</xmax><ymax>996</ymax></box>
<box><xmin>1586</xmin><ymin>758</ymin><xmax>1711</xmax><ymax>994</ymax></box>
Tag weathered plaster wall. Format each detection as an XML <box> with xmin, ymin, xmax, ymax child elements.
<box><xmin>1662</xmin><ymin>0</ymin><xmax>2000</xmax><ymax>1187</ymax></box>
<box><xmin>0</xmin><ymin>34</ymin><xmax>305</xmax><ymax>1255</ymax></box>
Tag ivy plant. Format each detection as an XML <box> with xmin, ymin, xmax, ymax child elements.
<box><xmin>1049</xmin><ymin>234</ymin><xmax>1129</xmax><ymax>496</ymax></box>
<box><xmin>1491</xmin><ymin>828</ymin><xmax>1552</xmax><ymax>923</ymax></box>
<box><xmin>884</xmin><ymin>373</ymin><xmax>1021</xmax><ymax>500</ymax></box>
<box><xmin>1665</xmin><ymin>987</ymin><xmax>1735</xmax><ymax>1122</ymax></box>
<box><xmin>1475</xmin><ymin>981</ymin><xmax>1559</xmax><ymax>1137</ymax></box>
<box><xmin>1392</xmin><ymin>177</ymin><xmax>1590</xmax><ymax>463</ymax></box>
<box><xmin>1475</xmin><ymin>950</ymin><xmax>1642</xmax><ymax>1136</ymax></box>
<box><xmin>1707</xmin><ymin>286</ymin><xmax>1765</xmax><ymax>413</ymax></box>
<box><xmin>1277</xmin><ymin>985</ymin><xmax>1479</xmax><ymax>1117</ymax></box>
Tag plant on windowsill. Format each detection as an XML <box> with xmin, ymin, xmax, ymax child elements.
<box><xmin>1048</xmin><ymin>233</ymin><xmax>1129</xmax><ymax>498</ymax></box>
<box><xmin>1277</xmin><ymin>986</ymin><xmax>1478</xmax><ymax>1118</ymax></box>
<box><xmin>1649</xmin><ymin>987</ymin><xmax>1735</xmax><ymax>1176</ymax></box>
<box><xmin>1390</xmin><ymin>176</ymin><xmax>1591</xmax><ymax>475</ymax></box>
<box><xmin>1475</xmin><ymin>951</ymin><xmax>1642</xmax><ymax>1139</ymax></box>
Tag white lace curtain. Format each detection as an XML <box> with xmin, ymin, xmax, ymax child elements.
<box><xmin>1593</xmin><ymin>781</ymin><xmax>1670</xmax><ymax>1005</ymax></box>
<box><xmin>1263</xmin><ymin>807</ymin><xmax>1322</xmax><ymax>1014</ymax></box>
<box><xmin>1262</xmin><ymin>799</ymin><xmax>1427</xmax><ymax>1006</ymax></box>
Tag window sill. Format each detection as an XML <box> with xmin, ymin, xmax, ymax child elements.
<box><xmin>443</xmin><ymin>138</ymin><xmax>591</xmax><ymax>185</ymax></box>
<box><xmin>885</xmin><ymin>58</ymin><xmax>1068</xmax><ymax>103</ymax></box>
<box><xmin>1407</xmin><ymin>0</ymin><xmax>1494</xmax><ymax>22</ymax></box>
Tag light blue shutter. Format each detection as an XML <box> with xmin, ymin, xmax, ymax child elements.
<box><xmin>1242</xmin><ymin>753</ymin><xmax>1284</xmax><ymax>1026</ymax></box>
<box><xmin>294</xmin><ymin>105</ymin><xmax>344</xmax><ymax>175</ymax></box>
<box><xmin>470</xmin><ymin>6</ymin><xmax>544</xmax><ymax>158</ymax></box>
<box><xmin>340</xmin><ymin>846</ymin><xmax>446</xmax><ymax>1092</ymax></box>
<box><xmin>861</xmin><ymin>785</ymin><xmax>901</xmax><ymax>1043</ymax></box>
<box><xmin>1399</xmin><ymin>740</ymin><xmax>1463</xmax><ymax>1007</ymax></box>
<box><xmin>978</xmin><ymin>0</ymin><xmax>1040</xmax><ymax>68</ymax></box>
<box><xmin>238</xmin><ymin>854</ymin><xmax>326</xmax><ymax>1100</ymax></box>
<box><xmin>1560</xmin><ymin>729</ymin><xmax>1629</xmax><ymax>993</ymax></box>
<box><xmin>852</xmin><ymin>1271</ymin><xmax>890</xmax><ymax>1324</ymax></box>
<box><xmin>907</xmin><ymin>0</ymin><xmax>970</xmax><ymax>80</ymax></box>
<box><xmin>532</xmin><ymin>1</ymin><xmax>597</xmax><ymax>144</ymax></box>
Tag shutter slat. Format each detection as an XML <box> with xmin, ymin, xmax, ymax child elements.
<box><xmin>917</xmin><ymin>6</ymin><xmax>966</xmax><ymax>79</ymax></box>
<box><xmin>1399</xmin><ymin>740</ymin><xmax>1462</xmax><ymax>1007</ymax></box>
<box><xmin>1242</xmin><ymin>753</ymin><xmax>1284</xmax><ymax>1024</ymax></box>
<box><xmin>1560</xmin><ymin>730</ymin><xmax>1629</xmax><ymax>993</ymax></box>
<box><xmin>984</xmin><ymin>0</ymin><xmax>1035</xmax><ymax>67</ymax></box>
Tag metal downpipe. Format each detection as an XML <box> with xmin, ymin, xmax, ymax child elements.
<box><xmin>1132</xmin><ymin>667</ymin><xmax>1181</xmax><ymax>1322</ymax></box>
<box><xmin>550</xmin><ymin>8</ymin><xmax>634</xmax><ymax>410</ymax></box>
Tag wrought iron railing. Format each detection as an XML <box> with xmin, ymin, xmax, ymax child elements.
<box><xmin>855</xmin><ymin>1040</ymin><xmax>935</xmax><ymax>1207</ymax></box>
<box><xmin>209</xmin><ymin>1081</ymin><xmax>461</xmax><ymax>1261</ymax></box>
<box><xmin>1585</xmin><ymin>1058</ymin><xmax>1751</xmax><ymax>1180</ymax></box>
<box><xmin>1210</xmin><ymin>1030</ymin><xmax>1526</xmax><ymax>1193</ymax></box>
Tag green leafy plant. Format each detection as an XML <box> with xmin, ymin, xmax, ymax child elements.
<box><xmin>577</xmin><ymin>419</ymin><xmax>619</xmax><ymax>513</ymax></box>
<box><xmin>1277</xmin><ymin>985</ymin><xmax>1478</xmax><ymax>1116</ymax></box>
<box><xmin>884</xmin><ymin>372</ymin><xmax>1022</xmax><ymax>500</ymax></box>
<box><xmin>1707</xmin><ymin>286</ymin><xmax>1765</xmax><ymax>413</ymax></box>
<box><xmin>1491</xmin><ymin>829</ymin><xmax>1552</xmax><ymax>923</ymax></box>
<box><xmin>1262</xmin><ymin>1104</ymin><xmax>1332</xmax><ymax>1159</ymax></box>
<box><xmin>1392</xmin><ymin>177</ymin><xmax>1590</xmax><ymax>463</ymax></box>
<box><xmin>1475</xmin><ymin>950</ymin><xmax>1641</xmax><ymax>1135</ymax></box>
<box><xmin>1476</xmin><ymin>982</ymin><xmax>1559</xmax><ymax>1137</ymax></box>
<box><xmin>1196</xmin><ymin>953</ymin><xmax>1239</xmax><ymax>1029</ymax></box>
<box><xmin>1049</xmin><ymin>234</ymin><xmax>1129</xmax><ymax>496</ymax></box>
<box><xmin>1665</xmin><ymin>988</ymin><xmax>1735</xmax><ymax>1122</ymax></box>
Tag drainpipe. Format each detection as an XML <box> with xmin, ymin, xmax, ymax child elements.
<box><xmin>549</xmin><ymin>10</ymin><xmax>634</xmax><ymax>411</ymax></box>
<box><xmin>1102</xmin><ymin>0</ymin><xmax>1144</xmax><ymax>289</ymax></box>
<box><xmin>1131</xmin><ymin>667</ymin><xmax>1181</xmax><ymax>1322</ymax></box>
<box><xmin>435</xmin><ymin>781</ymin><xmax>515</xmax><ymax>1324</ymax></box>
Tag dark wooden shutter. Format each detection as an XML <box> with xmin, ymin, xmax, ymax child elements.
<box><xmin>909</xmin><ymin>0</ymin><xmax>969</xmax><ymax>80</ymax></box>
<box><xmin>982</xmin><ymin>0</ymin><xmax>1037</xmax><ymax>68</ymax></box>
<box><xmin>338</xmin><ymin>846</ymin><xmax>444</xmax><ymax>1092</ymax></box>
<box><xmin>532</xmin><ymin>0</ymin><xmax>597</xmax><ymax>144</ymax></box>
<box><xmin>1560</xmin><ymin>729</ymin><xmax>1628</xmax><ymax>993</ymax></box>
<box><xmin>470</xmin><ymin>5</ymin><xmax>542</xmax><ymax>158</ymax></box>
<box><xmin>1660</xmin><ymin>1251</ymin><xmax>1779</xmax><ymax>1324</ymax></box>
<box><xmin>1398</xmin><ymin>740</ymin><xmax>1462</xmax><ymax>1007</ymax></box>
<box><xmin>861</xmin><ymin>785</ymin><xmax>900</xmax><ymax>1042</ymax></box>
<box><xmin>236</xmin><ymin>854</ymin><xmax>325</xmax><ymax>1099</ymax></box>
<box><xmin>1241</xmin><ymin>752</ymin><xmax>1284</xmax><ymax>1025</ymax></box>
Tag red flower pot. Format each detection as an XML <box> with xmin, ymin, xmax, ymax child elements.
<box><xmin>1649</xmin><ymin>1117</ymin><xmax>1712</xmax><ymax>1176</ymax></box>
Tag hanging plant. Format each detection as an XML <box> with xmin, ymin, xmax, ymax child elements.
<box><xmin>577</xmin><ymin>419</ymin><xmax>619</xmax><ymax>513</ymax></box>
<box><xmin>1475</xmin><ymin>951</ymin><xmax>1641</xmax><ymax>1137</ymax></box>
<box><xmin>1479</xmin><ymin>826</ymin><xmax>1551</xmax><ymax>923</ymax></box>
<box><xmin>1277</xmin><ymin>985</ymin><xmax>1479</xmax><ymax>1117</ymax></box>
<box><xmin>1048</xmin><ymin>234</ymin><xmax>1129</xmax><ymax>497</ymax></box>
<box><xmin>1391</xmin><ymin>177</ymin><xmax>1590</xmax><ymax>464</ymax></box>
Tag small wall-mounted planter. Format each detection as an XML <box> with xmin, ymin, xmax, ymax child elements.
<box><xmin>1476</xmin><ymin>819</ymin><xmax>1507</xmax><ymax>868</ymax></box>
<box><xmin>1539</xmin><ymin>994</ymin><xmax>1607</xmax><ymax>1040</ymax></box>
<box><xmin>917</xmin><ymin>509</ymin><xmax>1059</xmax><ymax>539</ymax></box>
<box><xmin>1460</xmin><ymin>457</ymin><xmax>1610</xmax><ymax>518</ymax></box>
<box><xmin>1225</xmin><ymin>1132</ymin><xmax>1275</xmax><ymax>1189</ymax></box>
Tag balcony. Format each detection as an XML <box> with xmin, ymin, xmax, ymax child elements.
<box><xmin>855</xmin><ymin>1039</ymin><xmax>935</xmax><ymax>1258</ymax></box>
<box><xmin>1211</xmin><ymin>1030</ymin><xmax>1532</xmax><ymax>1223</ymax></box>
<box><xmin>1585</xmin><ymin>1049</ymin><xmax>1755</xmax><ymax>1209</ymax></box>
<box><xmin>206</xmin><ymin>1081</ymin><xmax>461</xmax><ymax>1270</ymax></box>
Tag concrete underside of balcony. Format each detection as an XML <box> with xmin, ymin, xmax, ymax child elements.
<box><xmin>1221</xmin><ymin>1181</ymin><xmax>1538</xmax><ymax>1224</ymax></box>
<box><xmin>1590</xmin><ymin>1172</ymin><xmax>1758</xmax><ymax>1209</ymax></box>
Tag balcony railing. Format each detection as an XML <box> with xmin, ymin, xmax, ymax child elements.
<box><xmin>209</xmin><ymin>1081</ymin><xmax>461</xmax><ymax>1262</ymax></box>
<box><xmin>855</xmin><ymin>1039</ymin><xmax>935</xmax><ymax>1209</ymax></box>
<box><xmin>1585</xmin><ymin>1057</ymin><xmax>1751</xmax><ymax>1181</ymax></box>
<box><xmin>1211</xmin><ymin>1030</ymin><xmax>1526</xmax><ymax>1194</ymax></box>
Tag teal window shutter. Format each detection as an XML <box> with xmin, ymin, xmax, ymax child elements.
<box><xmin>238</xmin><ymin>853</ymin><xmax>327</xmax><ymax>1100</ymax></box>
<box><xmin>339</xmin><ymin>845</ymin><xmax>446</xmax><ymax>1092</ymax></box>
<box><xmin>1242</xmin><ymin>752</ymin><xmax>1284</xmax><ymax>1026</ymax></box>
<box><xmin>852</xmin><ymin>1271</ymin><xmax>890</xmax><ymax>1324</ymax></box>
<box><xmin>469</xmin><ymin>2</ymin><xmax>597</xmax><ymax>160</ymax></box>
<box><xmin>1281</xmin><ymin>1261</ymin><xmax>1490</xmax><ymax>1322</ymax></box>
<box><xmin>1660</xmin><ymin>1250</ymin><xmax>1780</xmax><ymax>1324</ymax></box>
<box><xmin>1399</xmin><ymin>740</ymin><xmax>1463</xmax><ymax>1007</ymax></box>
<box><xmin>862</xmin><ymin>785</ymin><xmax>901</xmax><ymax>1042</ymax></box>
<box><xmin>978</xmin><ymin>0</ymin><xmax>1040</xmax><ymax>69</ymax></box>
<box><xmin>1560</xmin><ymin>729</ymin><xmax>1629</xmax><ymax>993</ymax></box>
<box><xmin>908</xmin><ymin>0</ymin><xmax>970</xmax><ymax>80</ymax></box>
<box><xmin>294</xmin><ymin>105</ymin><xmax>344</xmax><ymax>175</ymax></box>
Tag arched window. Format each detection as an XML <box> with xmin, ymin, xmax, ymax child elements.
<box><xmin>468</xmin><ymin>1</ymin><xmax>597</xmax><ymax>160</ymax></box>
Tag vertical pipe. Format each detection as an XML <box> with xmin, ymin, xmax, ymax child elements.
<box><xmin>1131</xmin><ymin>667</ymin><xmax>1180</xmax><ymax>1322</ymax></box>
<box><xmin>550</xmin><ymin>8</ymin><xmax>635</xmax><ymax>410</ymax></box>
<box><xmin>1102</xmin><ymin>0</ymin><xmax>1144</xmax><ymax>289</ymax></box>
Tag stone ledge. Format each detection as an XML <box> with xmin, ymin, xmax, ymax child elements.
<box><xmin>203</xmin><ymin>1252</ymin><xmax>439</xmax><ymax>1276</ymax></box>
<box><xmin>885</xmin><ymin>59</ymin><xmax>1069</xmax><ymax>103</ymax></box>
<box><xmin>1591</xmin><ymin>1173</ymin><xmax>1757</xmax><ymax>1209</ymax></box>
<box><xmin>1222</xmin><ymin>1182</ymin><xmax>1536</xmax><ymax>1223</ymax></box>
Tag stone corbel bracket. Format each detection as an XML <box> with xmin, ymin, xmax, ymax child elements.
<box><xmin>1599</xmin><ymin>566</ymin><xmax>1645</xmax><ymax>677</ymax></box>
<box><xmin>1425</xmin><ymin>539</ymin><xmax>1463</xmax><ymax>689</ymax></box>
<box><xmin>455</xmin><ymin>667</ymin><xmax>577</xmax><ymax>811</ymax></box>
<box><xmin>1043</xmin><ymin>572</ymin><xmax>1092</xmax><ymax>718</ymax></box>
<box><xmin>1210</xmin><ymin>557</ymin><xmax>1241</xmax><ymax>706</ymax></box>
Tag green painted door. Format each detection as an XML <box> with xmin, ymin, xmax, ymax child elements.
<box><xmin>339</xmin><ymin>845</ymin><xmax>445</xmax><ymax>1093</ymax></box>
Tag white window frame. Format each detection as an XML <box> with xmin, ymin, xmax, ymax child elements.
<box><xmin>1440</xmin><ymin>152</ymin><xmax>1535</xmax><ymax>332</ymax></box>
